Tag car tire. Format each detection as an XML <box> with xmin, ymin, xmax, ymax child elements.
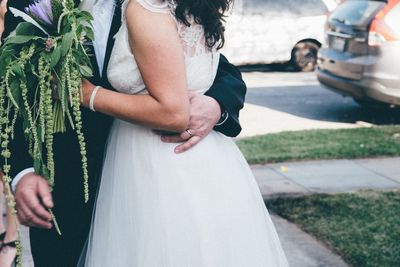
<box><xmin>291</xmin><ymin>41</ymin><xmax>320</xmax><ymax>72</ymax></box>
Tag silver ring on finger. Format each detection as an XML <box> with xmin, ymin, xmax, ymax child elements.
<box><xmin>185</xmin><ymin>129</ymin><xmax>193</xmax><ymax>138</ymax></box>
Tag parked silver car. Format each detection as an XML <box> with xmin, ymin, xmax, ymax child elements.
<box><xmin>222</xmin><ymin>0</ymin><xmax>337</xmax><ymax>71</ymax></box>
<box><xmin>317</xmin><ymin>0</ymin><xmax>400</xmax><ymax>106</ymax></box>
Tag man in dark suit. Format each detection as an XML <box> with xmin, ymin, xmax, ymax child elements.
<box><xmin>2</xmin><ymin>0</ymin><xmax>247</xmax><ymax>266</ymax></box>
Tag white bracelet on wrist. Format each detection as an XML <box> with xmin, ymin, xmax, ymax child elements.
<box><xmin>89</xmin><ymin>86</ymin><xmax>101</xmax><ymax>112</ymax></box>
<box><xmin>216</xmin><ymin>111</ymin><xmax>229</xmax><ymax>126</ymax></box>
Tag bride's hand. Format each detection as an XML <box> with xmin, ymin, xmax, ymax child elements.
<box><xmin>0</xmin><ymin>0</ymin><xmax>7</xmax><ymax>19</ymax></box>
<box><xmin>0</xmin><ymin>0</ymin><xmax>8</xmax><ymax>41</ymax></box>
<box><xmin>161</xmin><ymin>91</ymin><xmax>221</xmax><ymax>153</ymax></box>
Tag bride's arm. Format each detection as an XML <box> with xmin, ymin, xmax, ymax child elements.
<box><xmin>0</xmin><ymin>0</ymin><xmax>7</xmax><ymax>44</ymax></box>
<box><xmin>81</xmin><ymin>1</ymin><xmax>189</xmax><ymax>132</ymax></box>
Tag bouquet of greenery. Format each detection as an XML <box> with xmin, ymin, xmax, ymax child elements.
<box><xmin>0</xmin><ymin>0</ymin><xmax>93</xmax><ymax>227</ymax></box>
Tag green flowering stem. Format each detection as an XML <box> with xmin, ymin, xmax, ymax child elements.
<box><xmin>15</xmin><ymin>237</ymin><xmax>23</xmax><ymax>267</ymax></box>
<box><xmin>0</xmin><ymin>1</ymin><xmax>96</xmax><ymax>264</ymax></box>
<box><xmin>1</xmin><ymin>45</ymin><xmax>38</xmax><ymax>216</ymax></box>
<box><xmin>5</xmin><ymin>71</ymin><xmax>20</xmax><ymax>110</ymax></box>
<box><xmin>67</xmin><ymin>60</ymin><xmax>89</xmax><ymax>202</ymax></box>
<box><xmin>38</xmin><ymin>58</ymin><xmax>48</xmax><ymax>142</ymax></box>
<box><xmin>56</xmin><ymin>66</ymin><xmax>75</xmax><ymax>130</ymax></box>
<box><xmin>41</xmin><ymin>57</ymin><xmax>56</xmax><ymax>188</ymax></box>
<box><xmin>53</xmin><ymin>100</ymin><xmax>66</xmax><ymax>133</ymax></box>
<box><xmin>49</xmin><ymin>209</ymin><xmax>62</xmax><ymax>236</ymax></box>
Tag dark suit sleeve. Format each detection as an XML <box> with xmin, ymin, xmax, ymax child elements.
<box><xmin>7</xmin><ymin>119</ymin><xmax>33</xmax><ymax>178</ymax></box>
<box><xmin>205</xmin><ymin>54</ymin><xmax>247</xmax><ymax>137</ymax></box>
<box><xmin>1</xmin><ymin>1</ymin><xmax>23</xmax><ymax>44</ymax></box>
<box><xmin>1</xmin><ymin>1</ymin><xmax>34</xmax><ymax>178</ymax></box>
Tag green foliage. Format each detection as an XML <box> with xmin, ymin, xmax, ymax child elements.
<box><xmin>50</xmin><ymin>45</ymin><xmax>62</xmax><ymax>68</ymax></box>
<box><xmin>5</xmin><ymin>35</ymin><xmax>38</xmax><ymax>45</ymax></box>
<box><xmin>268</xmin><ymin>191</ymin><xmax>400</xmax><ymax>267</ymax></box>
<box><xmin>0</xmin><ymin>0</ymin><xmax>93</xmax><ymax>225</ymax></box>
<box><xmin>15</xmin><ymin>22</ymin><xmax>38</xmax><ymax>35</ymax></box>
<box><xmin>51</xmin><ymin>0</ymin><xmax>64</xmax><ymax>22</ymax></box>
<box><xmin>61</xmin><ymin>32</ymin><xmax>74</xmax><ymax>56</ymax></box>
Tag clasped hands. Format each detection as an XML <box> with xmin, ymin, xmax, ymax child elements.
<box><xmin>81</xmin><ymin>79</ymin><xmax>222</xmax><ymax>154</ymax></box>
<box><xmin>16</xmin><ymin>80</ymin><xmax>222</xmax><ymax>229</ymax></box>
<box><xmin>157</xmin><ymin>90</ymin><xmax>221</xmax><ymax>153</ymax></box>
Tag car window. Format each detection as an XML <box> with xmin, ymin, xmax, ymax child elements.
<box><xmin>240</xmin><ymin>0</ymin><xmax>328</xmax><ymax>16</ymax></box>
<box><xmin>329</xmin><ymin>0</ymin><xmax>386</xmax><ymax>26</ymax></box>
<box><xmin>295</xmin><ymin>0</ymin><xmax>329</xmax><ymax>16</ymax></box>
<box><xmin>384</xmin><ymin>4</ymin><xmax>400</xmax><ymax>35</ymax></box>
<box><xmin>241</xmin><ymin>0</ymin><xmax>287</xmax><ymax>15</ymax></box>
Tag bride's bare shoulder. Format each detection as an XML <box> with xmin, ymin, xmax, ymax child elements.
<box><xmin>124</xmin><ymin>0</ymin><xmax>178</xmax><ymax>51</ymax></box>
<box><xmin>125</xmin><ymin>0</ymin><xmax>175</xmax><ymax>38</ymax></box>
<box><xmin>126</xmin><ymin>0</ymin><xmax>170</xmax><ymax>15</ymax></box>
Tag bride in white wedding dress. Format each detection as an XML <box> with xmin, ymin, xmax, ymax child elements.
<box><xmin>78</xmin><ymin>0</ymin><xmax>289</xmax><ymax>266</ymax></box>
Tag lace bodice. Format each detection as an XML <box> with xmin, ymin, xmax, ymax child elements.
<box><xmin>107</xmin><ymin>0</ymin><xmax>220</xmax><ymax>95</ymax></box>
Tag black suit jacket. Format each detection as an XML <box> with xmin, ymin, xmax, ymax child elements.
<box><xmin>2</xmin><ymin>0</ymin><xmax>247</xmax><ymax>265</ymax></box>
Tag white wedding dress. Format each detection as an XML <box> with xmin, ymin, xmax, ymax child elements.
<box><xmin>81</xmin><ymin>0</ymin><xmax>289</xmax><ymax>266</ymax></box>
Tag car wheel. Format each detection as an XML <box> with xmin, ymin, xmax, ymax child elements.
<box><xmin>291</xmin><ymin>41</ymin><xmax>320</xmax><ymax>72</ymax></box>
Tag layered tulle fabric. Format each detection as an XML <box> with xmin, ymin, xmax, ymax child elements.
<box><xmin>82</xmin><ymin>120</ymin><xmax>289</xmax><ymax>267</ymax></box>
<box><xmin>80</xmin><ymin>0</ymin><xmax>289</xmax><ymax>265</ymax></box>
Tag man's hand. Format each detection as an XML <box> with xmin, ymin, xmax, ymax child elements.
<box><xmin>15</xmin><ymin>172</ymin><xmax>53</xmax><ymax>229</ymax></box>
<box><xmin>161</xmin><ymin>91</ymin><xmax>221</xmax><ymax>153</ymax></box>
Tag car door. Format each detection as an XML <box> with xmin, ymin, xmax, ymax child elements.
<box><xmin>253</xmin><ymin>0</ymin><xmax>331</xmax><ymax>65</ymax></box>
<box><xmin>322</xmin><ymin>0</ymin><xmax>387</xmax><ymax>80</ymax></box>
<box><xmin>287</xmin><ymin>0</ymin><xmax>331</xmax><ymax>48</ymax></box>
<box><xmin>223</xmin><ymin>0</ymin><xmax>329</xmax><ymax>65</ymax></box>
<box><xmin>223</xmin><ymin>0</ymin><xmax>291</xmax><ymax>65</ymax></box>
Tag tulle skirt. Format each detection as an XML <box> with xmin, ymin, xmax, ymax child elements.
<box><xmin>80</xmin><ymin>119</ymin><xmax>289</xmax><ymax>267</ymax></box>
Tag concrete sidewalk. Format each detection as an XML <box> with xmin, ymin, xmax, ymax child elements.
<box><xmin>252</xmin><ymin>157</ymin><xmax>399</xmax><ymax>267</ymax></box>
<box><xmin>18</xmin><ymin>157</ymin><xmax>400</xmax><ymax>267</ymax></box>
<box><xmin>271</xmin><ymin>214</ymin><xmax>348</xmax><ymax>267</ymax></box>
<box><xmin>252</xmin><ymin>157</ymin><xmax>400</xmax><ymax>198</ymax></box>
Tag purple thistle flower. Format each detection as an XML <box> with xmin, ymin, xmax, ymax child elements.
<box><xmin>25</xmin><ymin>0</ymin><xmax>54</xmax><ymax>26</ymax></box>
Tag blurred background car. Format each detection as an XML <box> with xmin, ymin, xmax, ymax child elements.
<box><xmin>317</xmin><ymin>0</ymin><xmax>400</xmax><ymax>107</ymax></box>
<box><xmin>222</xmin><ymin>0</ymin><xmax>338</xmax><ymax>71</ymax></box>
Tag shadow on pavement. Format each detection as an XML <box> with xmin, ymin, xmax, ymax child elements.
<box><xmin>245</xmin><ymin>84</ymin><xmax>400</xmax><ymax>126</ymax></box>
<box><xmin>239</xmin><ymin>64</ymin><xmax>400</xmax><ymax>126</ymax></box>
<box><xmin>239</xmin><ymin>63</ymin><xmax>295</xmax><ymax>73</ymax></box>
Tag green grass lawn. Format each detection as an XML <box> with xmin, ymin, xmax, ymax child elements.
<box><xmin>267</xmin><ymin>191</ymin><xmax>400</xmax><ymax>267</ymax></box>
<box><xmin>237</xmin><ymin>126</ymin><xmax>400</xmax><ymax>164</ymax></box>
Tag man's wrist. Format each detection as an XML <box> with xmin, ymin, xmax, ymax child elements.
<box><xmin>215</xmin><ymin>103</ymin><xmax>229</xmax><ymax>127</ymax></box>
<box><xmin>12</xmin><ymin>168</ymin><xmax>35</xmax><ymax>192</ymax></box>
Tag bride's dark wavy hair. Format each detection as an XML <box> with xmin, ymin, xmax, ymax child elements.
<box><xmin>173</xmin><ymin>0</ymin><xmax>234</xmax><ymax>49</ymax></box>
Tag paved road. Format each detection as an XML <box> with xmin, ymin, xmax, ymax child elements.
<box><xmin>239</xmin><ymin>66</ymin><xmax>400</xmax><ymax>137</ymax></box>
